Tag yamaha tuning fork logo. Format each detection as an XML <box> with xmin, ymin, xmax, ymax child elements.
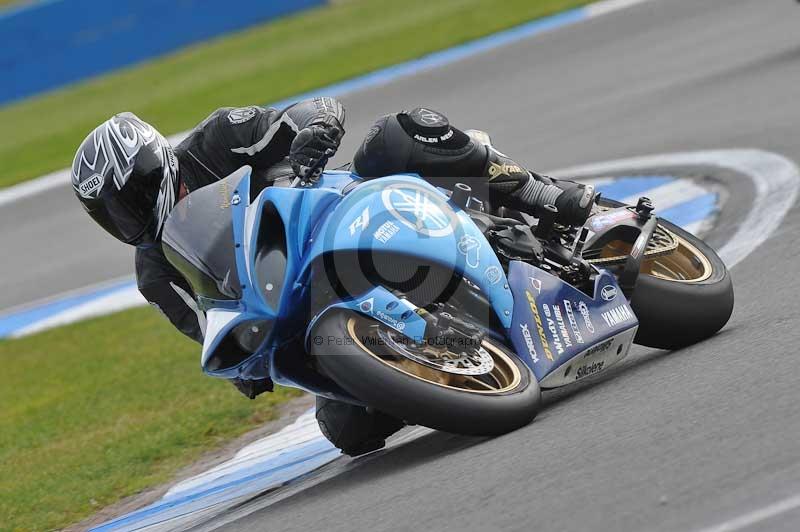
<box><xmin>600</xmin><ymin>285</ymin><xmax>618</xmax><ymax>301</ymax></box>
<box><xmin>381</xmin><ymin>183</ymin><xmax>455</xmax><ymax>237</ymax></box>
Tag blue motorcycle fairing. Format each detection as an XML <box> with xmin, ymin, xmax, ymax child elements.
<box><xmin>199</xmin><ymin>170</ymin><xmax>512</xmax><ymax>386</ymax></box>
<box><xmin>197</xmin><ymin>168</ymin><xmax>281</xmax><ymax>380</ymax></box>
<box><xmin>297</xmin><ymin>174</ymin><xmax>514</xmax><ymax>330</ymax></box>
<box><xmin>305</xmin><ymin>285</ymin><xmax>429</xmax><ymax>351</ymax></box>
<box><xmin>197</xmin><ymin>170</ymin><xmax>360</xmax><ymax>398</ymax></box>
<box><xmin>200</xmin><ymin>307</ymin><xmax>273</xmax><ymax>380</ymax></box>
<box><xmin>244</xmin><ymin>186</ymin><xmax>341</xmax><ymax>311</ymax></box>
<box><xmin>507</xmin><ymin>261</ymin><xmax>638</xmax><ymax>383</ymax></box>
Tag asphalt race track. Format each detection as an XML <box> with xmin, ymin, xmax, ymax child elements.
<box><xmin>7</xmin><ymin>0</ymin><xmax>800</xmax><ymax>530</ymax></box>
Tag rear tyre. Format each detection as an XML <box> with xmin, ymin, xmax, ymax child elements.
<box><xmin>591</xmin><ymin>199</ymin><xmax>734</xmax><ymax>349</ymax></box>
<box><xmin>630</xmin><ymin>218</ymin><xmax>734</xmax><ymax>349</ymax></box>
<box><xmin>311</xmin><ymin>310</ymin><xmax>540</xmax><ymax>436</ymax></box>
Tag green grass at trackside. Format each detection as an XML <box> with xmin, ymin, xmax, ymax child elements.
<box><xmin>0</xmin><ymin>307</ymin><xmax>302</xmax><ymax>531</ymax></box>
<box><xmin>0</xmin><ymin>0</ymin><xmax>592</xmax><ymax>188</ymax></box>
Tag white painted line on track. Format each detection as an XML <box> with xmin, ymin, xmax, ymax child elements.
<box><xmin>585</xmin><ymin>0</ymin><xmax>654</xmax><ymax>17</ymax></box>
<box><xmin>165</xmin><ymin>410</ymin><xmax>325</xmax><ymax>499</ymax></box>
<box><xmin>0</xmin><ymin>0</ymin><xmax>656</xmax><ymax>208</ymax></box>
<box><xmin>621</xmin><ymin>178</ymin><xmax>708</xmax><ymax>212</ymax></box>
<box><xmin>552</xmin><ymin>149</ymin><xmax>800</xmax><ymax>268</ymax></box>
<box><xmin>691</xmin><ymin>493</ymin><xmax>800</xmax><ymax>532</ymax></box>
<box><xmin>682</xmin><ymin>219</ymin><xmax>711</xmax><ymax>237</ymax></box>
<box><xmin>10</xmin><ymin>283</ymin><xmax>144</xmax><ymax>337</ymax></box>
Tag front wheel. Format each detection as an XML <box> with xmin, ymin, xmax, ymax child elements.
<box><xmin>310</xmin><ymin>310</ymin><xmax>540</xmax><ymax>436</ymax></box>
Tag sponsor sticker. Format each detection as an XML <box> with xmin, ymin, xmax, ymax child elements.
<box><xmin>526</xmin><ymin>290</ymin><xmax>553</xmax><ymax>361</ymax></box>
<box><xmin>376</xmin><ymin>309</ymin><xmax>406</xmax><ymax>331</ymax></box>
<box><xmin>457</xmin><ymin>234</ymin><xmax>481</xmax><ymax>269</ymax></box>
<box><xmin>487</xmin><ymin>161</ymin><xmax>524</xmax><ymax>180</ymax></box>
<box><xmin>529</xmin><ymin>277</ymin><xmax>542</xmax><ymax>294</ymax></box>
<box><xmin>413</xmin><ymin>129</ymin><xmax>454</xmax><ymax>144</ymax></box>
<box><xmin>227</xmin><ymin>107</ymin><xmax>257</xmax><ymax>124</ymax></box>
<box><xmin>485</xmin><ymin>265</ymin><xmax>502</xmax><ymax>285</ymax></box>
<box><xmin>575</xmin><ymin>360</ymin><xmax>605</xmax><ymax>380</ymax></box>
<box><xmin>584</xmin><ymin>338</ymin><xmax>613</xmax><ymax>358</ymax></box>
<box><xmin>577</xmin><ymin>301</ymin><xmax>595</xmax><ymax>333</ymax></box>
<box><xmin>563</xmin><ymin>300</ymin><xmax>584</xmax><ymax>344</ymax></box>
<box><xmin>552</xmin><ymin>304</ymin><xmax>573</xmax><ymax>349</ymax></box>
<box><xmin>519</xmin><ymin>323</ymin><xmax>539</xmax><ymax>363</ymax></box>
<box><xmin>77</xmin><ymin>173</ymin><xmax>104</xmax><ymax>198</ymax></box>
<box><xmin>542</xmin><ymin>304</ymin><xmax>566</xmax><ymax>356</ymax></box>
<box><xmin>360</xmin><ymin>298</ymin><xmax>374</xmax><ymax>313</ymax></box>
<box><xmin>601</xmin><ymin>304</ymin><xmax>634</xmax><ymax>327</ymax></box>
<box><xmin>373</xmin><ymin>220</ymin><xmax>400</xmax><ymax>243</ymax></box>
<box><xmin>359</xmin><ymin>296</ymin><xmax>406</xmax><ymax>331</ymax></box>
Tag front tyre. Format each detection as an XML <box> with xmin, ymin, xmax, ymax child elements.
<box><xmin>311</xmin><ymin>310</ymin><xmax>540</xmax><ymax>436</ymax></box>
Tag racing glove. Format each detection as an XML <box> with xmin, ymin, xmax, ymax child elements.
<box><xmin>289</xmin><ymin>123</ymin><xmax>342</xmax><ymax>180</ymax></box>
<box><xmin>230</xmin><ymin>376</ymin><xmax>274</xmax><ymax>399</ymax></box>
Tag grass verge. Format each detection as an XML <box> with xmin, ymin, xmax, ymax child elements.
<box><xmin>0</xmin><ymin>0</ymin><xmax>592</xmax><ymax>188</ymax></box>
<box><xmin>0</xmin><ymin>306</ymin><xmax>302</xmax><ymax>531</ymax></box>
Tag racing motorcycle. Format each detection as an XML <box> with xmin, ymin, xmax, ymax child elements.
<box><xmin>162</xmin><ymin>150</ymin><xmax>733</xmax><ymax>436</ymax></box>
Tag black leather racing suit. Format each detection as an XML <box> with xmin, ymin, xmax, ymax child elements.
<box><xmin>136</xmin><ymin>97</ymin><xmax>345</xmax><ymax>353</ymax></box>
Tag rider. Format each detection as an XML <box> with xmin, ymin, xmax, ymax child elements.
<box><xmin>71</xmin><ymin>100</ymin><xmax>595</xmax><ymax>455</ymax></box>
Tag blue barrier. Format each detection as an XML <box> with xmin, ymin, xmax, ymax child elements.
<box><xmin>0</xmin><ymin>0</ymin><xmax>325</xmax><ymax>105</ymax></box>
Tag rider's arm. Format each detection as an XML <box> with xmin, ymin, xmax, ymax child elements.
<box><xmin>135</xmin><ymin>244</ymin><xmax>205</xmax><ymax>344</ymax></box>
<box><xmin>226</xmin><ymin>97</ymin><xmax>345</xmax><ymax>171</ymax></box>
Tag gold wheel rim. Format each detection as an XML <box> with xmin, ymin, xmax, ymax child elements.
<box><xmin>590</xmin><ymin>227</ymin><xmax>713</xmax><ymax>283</ymax></box>
<box><xmin>643</xmin><ymin>232</ymin><xmax>713</xmax><ymax>283</ymax></box>
<box><xmin>347</xmin><ymin>318</ymin><xmax>522</xmax><ymax>395</ymax></box>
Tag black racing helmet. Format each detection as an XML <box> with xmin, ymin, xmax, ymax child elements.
<box><xmin>71</xmin><ymin>112</ymin><xmax>179</xmax><ymax>245</ymax></box>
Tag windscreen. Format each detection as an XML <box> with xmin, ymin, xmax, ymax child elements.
<box><xmin>161</xmin><ymin>172</ymin><xmax>244</xmax><ymax>300</ymax></box>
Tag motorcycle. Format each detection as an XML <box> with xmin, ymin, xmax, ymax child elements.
<box><xmin>162</xmin><ymin>153</ymin><xmax>733</xmax><ymax>436</ymax></box>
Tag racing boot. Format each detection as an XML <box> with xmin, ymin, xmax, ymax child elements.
<box><xmin>479</xmin><ymin>140</ymin><xmax>596</xmax><ymax>227</ymax></box>
<box><xmin>465</xmin><ymin>130</ymin><xmax>596</xmax><ymax>226</ymax></box>
<box><xmin>315</xmin><ymin>396</ymin><xmax>406</xmax><ymax>457</ymax></box>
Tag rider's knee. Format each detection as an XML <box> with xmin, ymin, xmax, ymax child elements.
<box><xmin>353</xmin><ymin>107</ymin><xmax>487</xmax><ymax>181</ymax></box>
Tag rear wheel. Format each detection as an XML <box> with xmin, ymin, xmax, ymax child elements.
<box><xmin>587</xmin><ymin>200</ymin><xmax>734</xmax><ymax>349</ymax></box>
<box><xmin>311</xmin><ymin>310</ymin><xmax>540</xmax><ymax>435</ymax></box>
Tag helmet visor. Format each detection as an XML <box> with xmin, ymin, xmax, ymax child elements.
<box><xmin>85</xmin><ymin>187</ymin><xmax>154</xmax><ymax>244</ymax></box>
<box><xmin>96</xmin><ymin>139</ymin><xmax>169</xmax><ymax>244</ymax></box>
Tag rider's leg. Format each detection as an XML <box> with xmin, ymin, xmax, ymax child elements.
<box><xmin>352</xmin><ymin>108</ymin><xmax>595</xmax><ymax>225</ymax></box>
<box><xmin>315</xmin><ymin>396</ymin><xmax>405</xmax><ymax>456</ymax></box>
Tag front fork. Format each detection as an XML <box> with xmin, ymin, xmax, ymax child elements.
<box><xmin>305</xmin><ymin>285</ymin><xmax>487</xmax><ymax>353</ymax></box>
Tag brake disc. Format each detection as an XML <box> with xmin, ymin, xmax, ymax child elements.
<box><xmin>377</xmin><ymin>328</ymin><xmax>495</xmax><ymax>376</ymax></box>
